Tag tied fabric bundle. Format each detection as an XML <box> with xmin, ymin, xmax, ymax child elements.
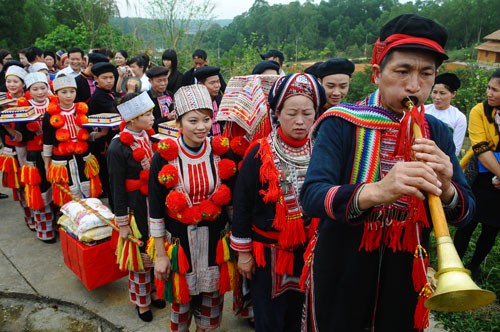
<box><xmin>115</xmin><ymin>215</ymin><xmax>144</xmax><ymax>271</ymax></box>
<box><xmin>216</xmin><ymin>233</ymin><xmax>237</xmax><ymax>294</ymax></box>
<box><xmin>146</xmin><ymin>237</ymin><xmax>190</xmax><ymax>304</ymax></box>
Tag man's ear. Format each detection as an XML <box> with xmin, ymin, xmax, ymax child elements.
<box><xmin>372</xmin><ymin>64</ymin><xmax>381</xmax><ymax>85</ymax></box>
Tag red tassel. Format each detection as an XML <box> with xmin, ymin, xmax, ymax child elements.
<box><xmin>276</xmin><ymin>249</ymin><xmax>294</xmax><ymax>275</ymax></box>
<box><xmin>307</xmin><ymin>217</ymin><xmax>320</xmax><ymax>240</ymax></box>
<box><xmin>219</xmin><ymin>262</ymin><xmax>230</xmax><ymax>294</ymax></box>
<box><xmin>257</xmin><ymin>140</ymin><xmax>281</xmax><ymax>203</ymax></box>
<box><xmin>84</xmin><ymin>155</ymin><xmax>103</xmax><ymax>197</ymax></box>
<box><xmin>1</xmin><ymin>155</ymin><xmax>21</xmax><ymax>189</ymax></box>
<box><xmin>252</xmin><ymin>241</ymin><xmax>266</xmax><ymax>268</ymax></box>
<box><xmin>359</xmin><ymin>220</ymin><xmax>383</xmax><ymax>252</ymax></box>
<box><xmin>272</xmin><ymin>199</ymin><xmax>287</xmax><ymax>230</ymax></box>
<box><xmin>385</xmin><ymin>221</ymin><xmax>403</xmax><ymax>252</ymax></box>
<box><xmin>414</xmin><ymin>285</ymin><xmax>431</xmax><ymax>331</ymax></box>
<box><xmin>412</xmin><ymin>245</ymin><xmax>429</xmax><ymax>292</ymax></box>
<box><xmin>278</xmin><ymin>218</ymin><xmax>306</xmax><ymax>249</ymax></box>
<box><xmin>21</xmin><ymin>165</ymin><xmax>44</xmax><ymax>210</ymax></box>
<box><xmin>299</xmin><ymin>234</ymin><xmax>317</xmax><ymax>290</ymax></box>
<box><xmin>89</xmin><ymin>176</ymin><xmax>103</xmax><ymax>198</ymax></box>
<box><xmin>177</xmin><ymin>273</ymin><xmax>190</xmax><ymax>304</ymax></box>
<box><xmin>216</xmin><ymin>238</ymin><xmax>225</xmax><ymax>265</ymax></box>
<box><xmin>176</xmin><ymin>245</ymin><xmax>190</xmax><ymax>274</ymax></box>
<box><xmin>154</xmin><ymin>277</ymin><xmax>165</xmax><ymax>300</ymax></box>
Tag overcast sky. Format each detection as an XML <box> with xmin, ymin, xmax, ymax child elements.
<box><xmin>117</xmin><ymin>0</ymin><xmax>320</xmax><ymax>20</ymax></box>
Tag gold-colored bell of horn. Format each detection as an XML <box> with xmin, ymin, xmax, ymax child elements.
<box><xmin>401</xmin><ymin>96</ymin><xmax>496</xmax><ymax>312</ymax></box>
<box><xmin>424</xmin><ymin>236</ymin><xmax>496</xmax><ymax>312</ymax></box>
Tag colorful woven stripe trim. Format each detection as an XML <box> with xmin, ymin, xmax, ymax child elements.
<box><xmin>350</xmin><ymin>126</ymin><xmax>381</xmax><ymax>183</ymax></box>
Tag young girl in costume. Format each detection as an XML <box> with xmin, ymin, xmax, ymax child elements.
<box><xmin>230</xmin><ymin>73</ymin><xmax>325</xmax><ymax>331</ymax></box>
<box><xmin>16</xmin><ymin>72</ymin><xmax>56</xmax><ymax>242</ymax></box>
<box><xmin>107</xmin><ymin>91</ymin><xmax>165</xmax><ymax>322</ymax></box>
<box><xmin>0</xmin><ymin>65</ymin><xmax>34</xmax><ymax>228</ymax></box>
<box><xmin>42</xmin><ymin>75</ymin><xmax>102</xmax><ymax>209</ymax></box>
<box><xmin>149</xmin><ymin>84</ymin><xmax>237</xmax><ymax>332</ymax></box>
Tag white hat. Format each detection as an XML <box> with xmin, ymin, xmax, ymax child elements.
<box><xmin>53</xmin><ymin>75</ymin><xmax>77</xmax><ymax>92</ymax></box>
<box><xmin>24</xmin><ymin>72</ymin><xmax>48</xmax><ymax>89</ymax></box>
<box><xmin>32</xmin><ymin>62</ymin><xmax>49</xmax><ymax>72</ymax></box>
<box><xmin>174</xmin><ymin>84</ymin><xmax>213</xmax><ymax>119</ymax></box>
<box><xmin>5</xmin><ymin>65</ymin><xmax>27</xmax><ymax>81</ymax></box>
<box><xmin>117</xmin><ymin>91</ymin><xmax>155</xmax><ymax>122</ymax></box>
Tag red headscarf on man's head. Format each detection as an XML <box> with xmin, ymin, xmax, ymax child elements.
<box><xmin>370</xmin><ymin>14</ymin><xmax>449</xmax><ymax>82</ymax></box>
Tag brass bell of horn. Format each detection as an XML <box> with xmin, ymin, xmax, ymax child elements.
<box><xmin>424</xmin><ymin>236</ymin><xmax>496</xmax><ymax>312</ymax></box>
<box><xmin>401</xmin><ymin>96</ymin><xmax>496</xmax><ymax>312</ymax></box>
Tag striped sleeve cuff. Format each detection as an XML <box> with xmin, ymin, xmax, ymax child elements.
<box><xmin>324</xmin><ymin>185</ymin><xmax>340</xmax><ymax>220</ymax></box>
<box><xmin>149</xmin><ymin>217</ymin><xmax>165</xmax><ymax>238</ymax></box>
<box><xmin>43</xmin><ymin>144</ymin><xmax>53</xmax><ymax>157</ymax></box>
<box><xmin>115</xmin><ymin>215</ymin><xmax>129</xmax><ymax>227</ymax></box>
<box><xmin>230</xmin><ymin>234</ymin><xmax>253</xmax><ymax>252</ymax></box>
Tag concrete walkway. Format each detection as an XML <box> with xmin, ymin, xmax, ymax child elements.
<box><xmin>0</xmin><ymin>189</ymin><xmax>447</xmax><ymax>331</ymax></box>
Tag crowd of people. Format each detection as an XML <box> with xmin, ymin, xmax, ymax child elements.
<box><xmin>0</xmin><ymin>13</ymin><xmax>498</xmax><ymax>332</ymax></box>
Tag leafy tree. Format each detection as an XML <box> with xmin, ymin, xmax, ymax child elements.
<box><xmin>0</xmin><ymin>0</ymin><xmax>51</xmax><ymax>51</ymax></box>
<box><xmin>146</xmin><ymin>0</ymin><xmax>215</xmax><ymax>50</ymax></box>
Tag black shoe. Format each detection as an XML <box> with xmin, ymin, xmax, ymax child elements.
<box><xmin>41</xmin><ymin>238</ymin><xmax>57</xmax><ymax>244</ymax></box>
<box><xmin>136</xmin><ymin>306</ymin><xmax>153</xmax><ymax>322</ymax></box>
<box><xmin>151</xmin><ymin>298</ymin><xmax>166</xmax><ymax>309</ymax></box>
<box><xmin>151</xmin><ymin>291</ymin><xmax>166</xmax><ymax>309</ymax></box>
<box><xmin>0</xmin><ymin>193</ymin><xmax>8</xmax><ymax>199</ymax></box>
<box><xmin>247</xmin><ymin>318</ymin><xmax>255</xmax><ymax>329</ymax></box>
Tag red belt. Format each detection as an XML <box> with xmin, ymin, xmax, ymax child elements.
<box><xmin>125</xmin><ymin>179</ymin><xmax>147</xmax><ymax>193</ymax></box>
<box><xmin>252</xmin><ymin>225</ymin><xmax>279</xmax><ymax>241</ymax></box>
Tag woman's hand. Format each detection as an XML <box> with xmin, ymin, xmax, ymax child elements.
<box><xmin>154</xmin><ymin>255</ymin><xmax>171</xmax><ymax>281</ymax></box>
<box><xmin>237</xmin><ymin>252</ymin><xmax>255</xmax><ymax>280</ymax></box>
<box><xmin>119</xmin><ymin>225</ymin><xmax>132</xmax><ymax>240</ymax></box>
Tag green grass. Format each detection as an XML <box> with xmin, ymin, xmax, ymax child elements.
<box><xmin>431</xmin><ymin>225</ymin><xmax>500</xmax><ymax>332</ymax></box>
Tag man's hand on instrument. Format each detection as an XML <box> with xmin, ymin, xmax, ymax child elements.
<box><xmin>412</xmin><ymin>138</ymin><xmax>454</xmax><ymax>200</ymax></box>
<box><xmin>358</xmin><ymin>161</ymin><xmax>442</xmax><ymax>209</ymax></box>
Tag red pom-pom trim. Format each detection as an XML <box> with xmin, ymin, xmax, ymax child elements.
<box><xmin>132</xmin><ymin>147</ymin><xmax>146</xmax><ymax>162</ymax></box>
<box><xmin>47</xmin><ymin>103</ymin><xmax>61</xmax><ymax>115</ymax></box>
<box><xmin>119</xmin><ymin>132</ymin><xmax>134</xmax><ymax>146</ymax></box>
<box><xmin>199</xmin><ymin>200</ymin><xmax>222</xmax><ymax>221</ymax></box>
<box><xmin>75</xmin><ymin>102</ymin><xmax>88</xmax><ymax>115</ymax></box>
<box><xmin>230</xmin><ymin>136</ymin><xmax>249</xmax><ymax>156</ymax></box>
<box><xmin>74</xmin><ymin>141</ymin><xmax>88</xmax><ymax>154</ymax></box>
<box><xmin>119</xmin><ymin>121</ymin><xmax>127</xmax><ymax>132</ymax></box>
<box><xmin>218</xmin><ymin>159</ymin><xmax>237</xmax><ymax>180</ymax></box>
<box><xmin>17</xmin><ymin>97</ymin><xmax>29</xmax><ymax>107</ymax></box>
<box><xmin>146</xmin><ymin>128</ymin><xmax>155</xmax><ymax>137</ymax></box>
<box><xmin>48</xmin><ymin>95</ymin><xmax>58</xmax><ymax>103</ymax></box>
<box><xmin>158</xmin><ymin>164</ymin><xmax>179</xmax><ymax>188</ymax></box>
<box><xmin>50</xmin><ymin>114</ymin><xmax>65</xmax><ymax>129</ymax></box>
<box><xmin>180</xmin><ymin>206</ymin><xmax>202</xmax><ymax>224</ymax></box>
<box><xmin>152</xmin><ymin>142</ymin><xmax>158</xmax><ymax>152</ymax></box>
<box><xmin>26</xmin><ymin>122</ymin><xmax>39</xmax><ymax>132</ymax></box>
<box><xmin>211</xmin><ymin>136</ymin><xmax>230</xmax><ymax>155</ymax></box>
<box><xmin>140</xmin><ymin>169</ymin><xmax>150</xmax><ymax>182</ymax></box>
<box><xmin>56</xmin><ymin>128</ymin><xmax>70</xmax><ymax>142</ymax></box>
<box><xmin>75</xmin><ymin>114</ymin><xmax>88</xmax><ymax>127</ymax></box>
<box><xmin>77</xmin><ymin>128</ymin><xmax>89</xmax><ymax>141</ymax></box>
<box><xmin>211</xmin><ymin>184</ymin><xmax>231</xmax><ymax>206</ymax></box>
<box><xmin>58</xmin><ymin>141</ymin><xmax>75</xmax><ymax>155</ymax></box>
<box><xmin>166</xmin><ymin>190</ymin><xmax>188</xmax><ymax>212</ymax></box>
<box><xmin>158</xmin><ymin>139</ymin><xmax>178</xmax><ymax>161</ymax></box>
